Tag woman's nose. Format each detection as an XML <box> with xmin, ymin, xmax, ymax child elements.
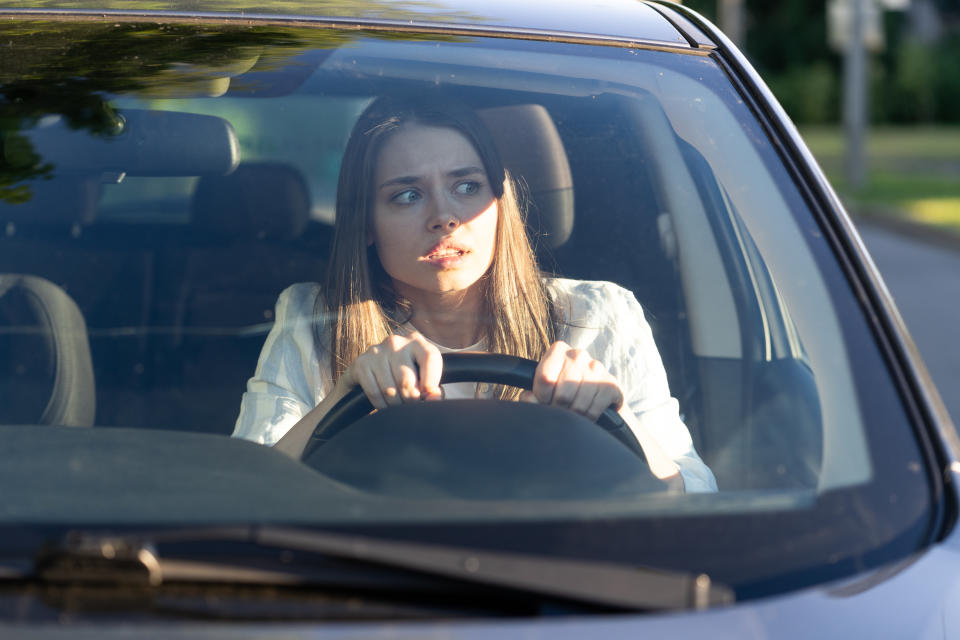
<box><xmin>426</xmin><ymin>197</ymin><xmax>460</xmax><ymax>231</ymax></box>
<box><xmin>429</xmin><ymin>216</ymin><xmax>459</xmax><ymax>231</ymax></box>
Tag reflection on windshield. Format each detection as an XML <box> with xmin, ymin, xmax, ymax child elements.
<box><xmin>0</xmin><ymin>0</ymin><xmax>485</xmax><ymax>19</ymax></box>
<box><xmin>0</xmin><ymin>23</ymin><xmax>300</xmax><ymax>202</ymax></box>
<box><xmin>0</xmin><ymin>22</ymin><xmax>469</xmax><ymax>204</ymax></box>
<box><xmin>0</xmin><ymin>23</ymin><xmax>936</xmax><ymax>606</ymax></box>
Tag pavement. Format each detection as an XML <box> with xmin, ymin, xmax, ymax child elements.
<box><xmin>855</xmin><ymin>217</ymin><xmax>960</xmax><ymax>425</ymax></box>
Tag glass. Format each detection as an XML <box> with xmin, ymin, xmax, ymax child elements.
<box><xmin>0</xmin><ymin>23</ymin><xmax>935</xmax><ymax>599</ymax></box>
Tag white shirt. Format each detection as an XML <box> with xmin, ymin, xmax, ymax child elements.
<box><xmin>233</xmin><ymin>278</ymin><xmax>717</xmax><ymax>492</ymax></box>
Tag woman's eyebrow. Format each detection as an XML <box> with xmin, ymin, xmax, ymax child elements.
<box><xmin>379</xmin><ymin>175</ymin><xmax>419</xmax><ymax>190</ymax></box>
<box><xmin>448</xmin><ymin>166</ymin><xmax>484</xmax><ymax>178</ymax></box>
<box><xmin>378</xmin><ymin>166</ymin><xmax>484</xmax><ymax>190</ymax></box>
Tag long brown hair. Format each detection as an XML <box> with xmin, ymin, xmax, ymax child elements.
<box><xmin>319</xmin><ymin>93</ymin><xmax>556</xmax><ymax>397</ymax></box>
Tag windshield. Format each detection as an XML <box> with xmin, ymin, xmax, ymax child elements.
<box><xmin>0</xmin><ymin>20</ymin><xmax>935</xmax><ymax>602</ymax></box>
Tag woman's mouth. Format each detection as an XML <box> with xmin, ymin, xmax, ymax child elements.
<box><xmin>421</xmin><ymin>245</ymin><xmax>469</xmax><ymax>266</ymax></box>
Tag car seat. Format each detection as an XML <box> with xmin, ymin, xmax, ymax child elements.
<box><xmin>0</xmin><ymin>274</ymin><xmax>95</xmax><ymax>426</ymax></box>
<box><xmin>477</xmin><ymin>104</ymin><xmax>574</xmax><ymax>259</ymax></box>
<box><xmin>175</xmin><ymin>162</ymin><xmax>316</xmax><ymax>337</ymax></box>
<box><xmin>142</xmin><ymin>162</ymin><xmax>328</xmax><ymax>433</ymax></box>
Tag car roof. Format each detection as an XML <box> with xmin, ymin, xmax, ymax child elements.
<box><xmin>0</xmin><ymin>0</ymin><xmax>715</xmax><ymax>50</ymax></box>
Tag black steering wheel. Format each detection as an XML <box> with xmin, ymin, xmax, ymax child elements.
<box><xmin>301</xmin><ymin>352</ymin><xmax>646</xmax><ymax>461</ymax></box>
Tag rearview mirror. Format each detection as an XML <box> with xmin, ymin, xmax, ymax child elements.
<box><xmin>16</xmin><ymin>109</ymin><xmax>240</xmax><ymax>177</ymax></box>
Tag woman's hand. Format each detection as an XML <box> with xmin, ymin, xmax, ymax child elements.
<box><xmin>274</xmin><ymin>331</ymin><xmax>440</xmax><ymax>458</ymax></box>
<box><xmin>521</xmin><ymin>342</ymin><xmax>683</xmax><ymax>489</ymax></box>
<box><xmin>521</xmin><ymin>341</ymin><xmax>624</xmax><ymax>422</ymax></box>
<box><xmin>342</xmin><ymin>332</ymin><xmax>444</xmax><ymax>409</ymax></box>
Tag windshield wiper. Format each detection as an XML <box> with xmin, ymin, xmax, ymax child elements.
<box><xmin>32</xmin><ymin>526</ymin><xmax>734</xmax><ymax>612</ymax></box>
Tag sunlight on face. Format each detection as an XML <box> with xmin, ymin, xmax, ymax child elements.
<box><xmin>370</xmin><ymin>123</ymin><xmax>498</xmax><ymax>302</ymax></box>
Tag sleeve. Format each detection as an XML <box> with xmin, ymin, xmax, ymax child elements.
<box><xmin>556</xmin><ymin>280</ymin><xmax>718</xmax><ymax>493</ymax></box>
<box><xmin>232</xmin><ymin>283</ymin><xmax>328</xmax><ymax>446</ymax></box>
<box><xmin>605</xmin><ymin>286</ymin><xmax>717</xmax><ymax>493</ymax></box>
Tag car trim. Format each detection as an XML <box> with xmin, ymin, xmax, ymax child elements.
<box><xmin>645</xmin><ymin>1</ymin><xmax>715</xmax><ymax>49</ymax></box>
<box><xmin>0</xmin><ymin>8</ymin><xmax>704</xmax><ymax>55</ymax></box>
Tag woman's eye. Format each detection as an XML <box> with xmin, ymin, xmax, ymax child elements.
<box><xmin>391</xmin><ymin>189</ymin><xmax>421</xmax><ymax>205</ymax></box>
<box><xmin>455</xmin><ymin>181</ymin><xmax>481</xmax><ymax>195</ymax></box>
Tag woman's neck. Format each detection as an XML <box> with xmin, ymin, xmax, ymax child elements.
<box><xmin>399</xmin><ymin>285</ymin><xmax>486</xmax><ymax>349</ymax></box>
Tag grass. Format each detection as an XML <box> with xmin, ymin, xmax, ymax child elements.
<box><xmin>802</xmin><ymin>126</ymin><xmax>960</xmax><ymax>159</ymax></box>
<box><xmin>799</xmin><ymin>126</ymin><xmax>960</xmax><ymax>234</ymax></box>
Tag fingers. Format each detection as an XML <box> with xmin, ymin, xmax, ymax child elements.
<box><xmin>350</xmin><ymin>335</ymin><xmax>625</xmax><ymax>423</ymax></box>
<box><xmin>567</xmin><ymin>359</ymin><xmax>600</xmax><ymax>416</ymax></box>
<box><xmin>532</xmin><ymin>342</ymin><xmax>567</xmax><ymax>405</ymax></box>
<box><xmin>387</xmin><ymin>336</ymin><xmax>421</xmax><ymax>403</ymax></box>
<box><xmin>533</xmin><ymin>342</ymin><xmax>624</xmax><ymax>422</ymax></box>
<box><xmin>585</xmin><ymin>376</ymin><xmax>623</xmax><ymax>421</ymax></box>
<box><xmin>351</xmin><ymin>350</ymin><xmax>389</xmax><ymax>410</ymax></box>
<box><xmin>410</xmin><ymin>335</ymin><xmax>443</xmax><ymax>400</ymax></box>
<box><xmin>550</xmin><ymin>348</ymin><xmax>592</xmax><ymax>409</ymax></box>
<box><xmin>350</xmin><ymin>333</ymin><xmax>443</xmax><ymax>408</ymax></box>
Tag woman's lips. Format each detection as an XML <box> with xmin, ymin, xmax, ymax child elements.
<box><xmin>421</xmin><ymin>244</ymin><xmax>469</xmax><ymax>267</ymax></box>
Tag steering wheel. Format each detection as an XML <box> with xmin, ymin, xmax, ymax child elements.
<box><xmin>301</xmin><ymin>352</ymin><xmax>646</xmax><ymax>462</ymax></box>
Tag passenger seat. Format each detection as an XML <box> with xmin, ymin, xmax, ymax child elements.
<box><xmin>151</xmin><ymin>163</ymin><xmax>330</xmax><ymax>433</ymax></box>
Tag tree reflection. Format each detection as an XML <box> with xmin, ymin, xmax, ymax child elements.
<box><xmin>0</xmin><ymin>0</ymin><xmax>478</xmax><ymax>20</ymax></box>
<box><xmin>0</xmin><ymin>14</ymin><xmax>470</xmax><ymax>204</ymax></box>
<box><xmin>0</xmin><ymin>22</ymin><xmax>313</xmax><ymax>202</ymax></box>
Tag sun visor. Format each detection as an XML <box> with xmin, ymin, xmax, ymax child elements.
<box><xmin>18</xmin><ymin>110</ymin><xmax>240</xmax><ymax>177</ymax></box>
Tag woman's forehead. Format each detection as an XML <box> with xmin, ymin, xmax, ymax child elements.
<box><xmin>374</xmin><ymin>123</ymin><xmax>484</xmax><ymax>183</ymax></box>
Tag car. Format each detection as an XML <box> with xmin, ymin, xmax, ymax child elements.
<box><xmin>1</xmin><ymin>0</ymin><xmax>958</xmax><ymax>636</ymax></box>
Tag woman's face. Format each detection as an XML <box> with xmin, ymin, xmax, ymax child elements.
<box><xmin>370</xmin><ymin>123</ymin><xmax>498</xmax><ymax>302</ymax></box>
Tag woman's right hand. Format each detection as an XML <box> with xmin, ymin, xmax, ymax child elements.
<box><xmin>342</xmin><ymin>332</ymin><xmax>444</xmax><ymax>409</ymax></box>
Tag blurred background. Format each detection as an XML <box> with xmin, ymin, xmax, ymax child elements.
<box><xmin>683</xmin><ymin>0</ymin><xmax>960</xmax><ymax>422</ymax></box>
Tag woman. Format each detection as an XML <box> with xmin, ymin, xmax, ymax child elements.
<box><xmin>234</xmin><ymin>94</ymin><xmax>716</xmax><ymax>493</ymax></box>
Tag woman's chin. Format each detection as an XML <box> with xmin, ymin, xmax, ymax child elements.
<box><xmin>388</xmin><ymin>263</ymin><xmax>489</xmax><ymax>300</ymax></box>
<box><xmin>406</xmin><ymin>276</ymin><xmax>485</xmax><ymax>298</ymax></box>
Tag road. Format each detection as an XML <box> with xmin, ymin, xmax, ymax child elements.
<box><xmin>857</xmin><ymin>223</ymin><xmax>960</xmax><ymax>424</ymax></box>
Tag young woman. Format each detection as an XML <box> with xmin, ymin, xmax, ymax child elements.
<box><xmin>233</xmin><ymin>94</ymin><xmax>716</xmax><ymax>493</ymax></box>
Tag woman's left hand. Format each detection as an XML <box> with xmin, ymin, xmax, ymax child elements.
<box><xmin>520</xmin><ymin>341</ymin><xmax>624</xmax><ymax>422</ymax></box>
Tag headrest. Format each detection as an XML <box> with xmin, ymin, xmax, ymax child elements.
<box><xmin>191</xmin><ymin>163</ymin><xmax>310</xmax><ymax>240</ymax></box>
<box><xmin>478</xmin><ymin>105</ymin><xmax>574</xmax><ymax>249</ymax></box>
<box><xmin>0</xmin><ymin>274</ymin><xmax>95</xmax><ymax>427</ymax></box>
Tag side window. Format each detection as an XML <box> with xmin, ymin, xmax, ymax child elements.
<box><xmin>682</xmin><ymin>142</ymin><xmax>822</xmax><ymax>490</ymax></box>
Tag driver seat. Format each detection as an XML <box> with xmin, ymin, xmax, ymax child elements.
<box><xmin>0</xmin><ymin>274</ymin><xmax>96</xmax><ymax>426</ymax></box>
<box><xmin>478</xmin><ymin>104</ymin><xmax>574</xmax><ymax>259</ymax></box>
